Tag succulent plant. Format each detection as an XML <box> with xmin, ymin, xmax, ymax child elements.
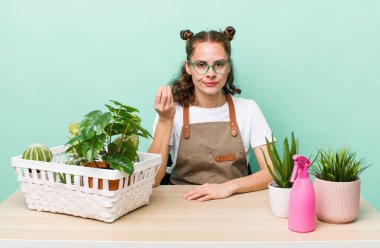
<box><xmin>261</xmin><ymin>132</ymin><xmax>299</xmax><ymax>188</ymax></box>
<box><xmin>311</xmin><ymin>147</ymin><xmax>370</xmax><ymax>182</ymax></box>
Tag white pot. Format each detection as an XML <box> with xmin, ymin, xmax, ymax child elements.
<box><xmin>268</xmin><ymin>181</ymin><xmax>292</xmax><ymax>218</ymax></box>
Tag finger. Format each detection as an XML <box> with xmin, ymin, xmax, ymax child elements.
<box><xmin>165</xmin><ymin>86</ymin><xmax>173</xmax><ymax>109</ymax></box>
<box><xmin>183</xmin><ymin>190</ymin><xmax>196</xmax><ymax>199</ymax></box>
<box><xmin>160</xmin><ymin>86</ymin><xmax>169</xmax><ymax>106</ymax></box>
<box><xmin>184</xmin><ymin>188</ymin><xmax>212</xmax><ymax>200</ymax></box>
<box><xmin>185</xmin><ymin>191</ymin><xmax>205</xmax><ymax>200</ymax></box>
<box><xmin>156</xmin><ymin>88</ymin><xmax>169</xmax><ymax>111</ymax></box>
<box><xmin>197</xmin><ymin>195</ymin><xmax>214</xmax><ymax>202</ymax></box>
<box><xmin>170</xmin><ymin>96</ymin><xmax>175</xmax><ymax>109</ymax></box>
<box><xmin>155</xmin><ymin>86</ymin><xmax>163</xmax><ymax>106</ymax></box>
<box><xmin>183</xmin><ymin>186</ymin><xmax>203</xmax><ymax>198</ymax></box>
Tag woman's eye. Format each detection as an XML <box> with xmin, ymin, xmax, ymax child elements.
<box><xmin>215</xmin><ymin>62</ymin><xmax>226</xmax><ymax>68</ymax></box>
<box><xmin>196</xmin><ymin>62</ymin><xmax>207</xmax><ymax>68</ymax></box>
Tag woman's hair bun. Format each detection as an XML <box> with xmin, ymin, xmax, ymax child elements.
<box><xmin>223</xmin><ymin>26</ymin><xmax>236</xmax><ymax>41</ymax></box>
<box><xmin>180</xmin><ymin>30</ymin><xmax>194</xmax><ymax>40</ymax></box>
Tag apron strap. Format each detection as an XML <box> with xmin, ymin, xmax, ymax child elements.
<box><xmin>182</xmin><ymin>94</ymin><xmax>238</xmax><ymax>139</ymax></box>
<box><xmin>226</xmin><ymin>94</ymin><xmax>238</xmax><ymax>137</ymax></box>
<box><xmin>183</xmin><ymin>105</ymin><xmax>190</xmax><ymax>139</ymax></box>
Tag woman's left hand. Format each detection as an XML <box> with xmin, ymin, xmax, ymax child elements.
<box><xmin>183</xmin><ymin>183</ymin><xmax>237</xmax><ymax>202</ymax></box>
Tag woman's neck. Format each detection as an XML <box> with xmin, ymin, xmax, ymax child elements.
<box><xmin>193</xmin><ymin>93</ymin><xmax>227</xmax><ymax>108</ymax></box>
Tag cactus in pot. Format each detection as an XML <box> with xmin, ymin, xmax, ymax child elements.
<box><xmin>260</xmin><ymin>132</ymin><xmax>299</xmax><ymax>218</ymax></box>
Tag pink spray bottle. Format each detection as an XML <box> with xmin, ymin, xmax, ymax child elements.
<box><xmin>288</xmin><ymin>155</ymin><xmax>316</xmax><ymax>233</ymax></box>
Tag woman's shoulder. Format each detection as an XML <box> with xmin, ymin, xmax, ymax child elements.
<box><xmin>231</xmin><ymin>95</ymin><xmax>261</xmax><ymax>110</ymax></box>
<box><xmin>174</xmin><ymin>102</ymin><xmax>184</xmax><ymax>113</ymax></box>
<box><xmin>173</xmin><ymin>102</ymin><xmax>184</xmax><ymax>122</ymax></box>
<box><xmin>174</xmin><ymin>102</ymin><xmax>183</xmax><ymax>108</ymax></box>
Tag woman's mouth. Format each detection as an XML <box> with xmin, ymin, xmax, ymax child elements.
<box><xmin>203</xmin><ymin>82</ymin><xmax>218</xmax><ymax>87</ymax></box>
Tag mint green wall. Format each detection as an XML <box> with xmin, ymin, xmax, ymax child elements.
<box><xmin>1</xmin><ymin>1</ymin><xmax>379</xmax><ymax>211</ymax></box>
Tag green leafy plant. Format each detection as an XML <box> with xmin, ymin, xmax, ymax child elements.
<box><xmin>65</xmin><ymin>100</ymin><xmax>152</xmax><ymax>175</ymax></box>
<box><xmin>311</xmin><ymin>147</ymin><xmax>370</xmax><ymax>182</ymax></box>
<box><xmin>261</xmin><ymin>132</ymin><xmax>299</xmax><ymax>188</ymax></box>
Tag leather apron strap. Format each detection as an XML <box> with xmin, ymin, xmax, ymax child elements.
<box><xmin>183</xmin><ymin>94</ymin><xmax>238</xmax><ymax>139</ymax></box>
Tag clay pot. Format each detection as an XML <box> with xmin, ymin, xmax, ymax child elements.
<box><xmin>84</xmin><ymin>161</ymin><xmax>124</xmax><ymax>191</ymax></box>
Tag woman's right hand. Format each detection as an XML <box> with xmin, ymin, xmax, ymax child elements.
<box><xmin>154</xmin><ymin>85</ymin><xmax>175</xmax><ymax>121</ymax></box>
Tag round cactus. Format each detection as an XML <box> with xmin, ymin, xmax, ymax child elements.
<box><xmin>113</xmin><ymin>134</ymin><xmax>139</xmax><ymax>150</ymax></box>
<box><xmin>22</xmin><ymin>144</ymin><xmax>53</xmax><ymax>162</ymax></box>
<box><xmin>125</xmin><ymin>133</ymin><xmax>139</xmax><ymax>149</ymax></box>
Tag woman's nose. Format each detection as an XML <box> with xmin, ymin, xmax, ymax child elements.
<box><xmin>205</xmin><ymin>67</ymin><xmax>216</xmax><ymax>77</ymax></box>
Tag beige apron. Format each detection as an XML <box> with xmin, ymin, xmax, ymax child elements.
<box><xmin>170</xmin><ymin>94</ymin><xmax>248</xmax><ymax>185</ymax></box>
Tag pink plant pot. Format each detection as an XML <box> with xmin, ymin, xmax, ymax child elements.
<box><xmin>314</xmin><ymin>177</ymin><xmax>361</xmax><ymax>224</ymax></box>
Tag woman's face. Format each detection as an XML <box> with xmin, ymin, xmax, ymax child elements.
<box><xmin>185</xmin><ymin>41</ymin><xmax>230</xmax><ymax>98</ymax></box>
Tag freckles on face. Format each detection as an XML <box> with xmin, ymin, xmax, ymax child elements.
<box><xmin>186</xmin><ymin>42</ymin><xmax>230</xmax><ymax>96</ymax></box>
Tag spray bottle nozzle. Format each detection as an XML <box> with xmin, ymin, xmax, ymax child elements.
<box><xmin>290</xmin><ymin>155</ymin><xmax>312</xmax><ymax>183</ymax></box>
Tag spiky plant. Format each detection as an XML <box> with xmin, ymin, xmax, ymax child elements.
<box><xmin>261</xmin><ymin>132</ymin><xmax>299</xmax><ymax>188</ymax></box>
<box><xmin>311</xmin><ymin>147</ymin><xmax>370</xmax><ymax>182</ymax></box>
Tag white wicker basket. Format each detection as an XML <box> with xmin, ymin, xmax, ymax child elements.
<box><xmin>11</xmin><ymin>145</ymin><xmax>162</xmax><ymax>223</ymax></box>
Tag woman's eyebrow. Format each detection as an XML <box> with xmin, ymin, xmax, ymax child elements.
<box><xmin>193</xmin><ymin>59</ymin><xmax>227</xmax><ymax>62</ymax></box>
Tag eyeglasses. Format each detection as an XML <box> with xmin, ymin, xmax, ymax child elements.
<box><xmin>187</xmin><ymin>59</ymin><xmax>230</xmax><ymax>75</ymax></box>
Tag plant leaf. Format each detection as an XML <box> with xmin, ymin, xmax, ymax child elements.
<box><xmin>260</xmin><ymin>147</ymin><xmax>281</xmax><ymax>187</ymax></box>
<box><xmin>283</xmin><ymin>137</ymin><xmax>290</xmax><ymax>185</ymax></box>
<box><xmin>104</xmin><ymin>155</ymin><xmax>134</xmax><ymax>175</ymax></box>
<box><xmin>110</xmin><ymin>100</ymin><xmax>139</xmax><ymax>113</ymax></box>
<box><xmin>80</xmin><ymin>110</ymin><xmax>110</xmax><ymax>137</ymax></box>
<box><xmin>82</xmin><ymin>134</ymin><xmax>106</xmax><ymax>161</ymax></box>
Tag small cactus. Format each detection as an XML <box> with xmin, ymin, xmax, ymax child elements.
<box><xmin>22</xmin><ymin>144</ymin><xmax>52</xmax><ymax>162</ymax></box>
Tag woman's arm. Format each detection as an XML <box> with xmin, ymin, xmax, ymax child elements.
<box><xmin>148</xmin><ymin>122</ymin><xmax>172</xmax><ymax>187</ymax></box>
<box><xmin>147</xmin><ymin>85</ymin><xmax>175</xmax><ymax>187</ymax></box>
<box><xmin>183</xmin><ymin>144</ymin><xmax>274</xmax><ymax>201</ymax></box>
<box><xmin>226</xmin><ymin>144</ymin><xmax>274</xmax><ymax>193</ymax></box>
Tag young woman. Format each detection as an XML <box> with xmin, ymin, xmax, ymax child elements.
<box><xmin>148</xmin><ymin>26</ymin><xmax>274</xmax><ymax>202</ymax></box>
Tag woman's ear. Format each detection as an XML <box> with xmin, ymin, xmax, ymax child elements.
<box><xmin>185</xmin><ymin>60</ymin><xmax>192</xmax><ymax>75</ymax></box>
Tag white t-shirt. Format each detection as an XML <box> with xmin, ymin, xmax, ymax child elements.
<box><xmin>152</xmin><ymin>96</ymin><xmax>274</xmax><ymax>173</ymax></box>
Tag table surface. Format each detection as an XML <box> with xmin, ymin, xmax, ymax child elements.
<box><xmin>1</xmin><ymin>185</ymin><xmax>380</xmax><ymax>246</ymax></box>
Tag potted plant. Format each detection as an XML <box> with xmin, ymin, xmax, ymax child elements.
<box><xmin>261</xmin><ymin>132</ymin><xmax>299</xmax><ymax>218</ymax></box>
<box><xmin>311</xmin><ymin>147</ymin><xmax>371</xmax><ymax>223</ymax></box>
<box><xmin>65</xmin><ymin>100</ymin><xmax>152</xmax><ymax>190</ymax></box>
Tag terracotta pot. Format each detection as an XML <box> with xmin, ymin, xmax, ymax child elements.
<box><xmin>84</xmin><ymin>161</ymin><xmax>123</xmax><ymax>191</ymax></box>
<box><xmin>268</xmin><ymin>181</ymin><xmax>292</xmax><ymax>218</ymax></box>
<box><xmin>314</xmin><ymin>177</ymin><xmax>361</xmax><ymax>223</ymax></box>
